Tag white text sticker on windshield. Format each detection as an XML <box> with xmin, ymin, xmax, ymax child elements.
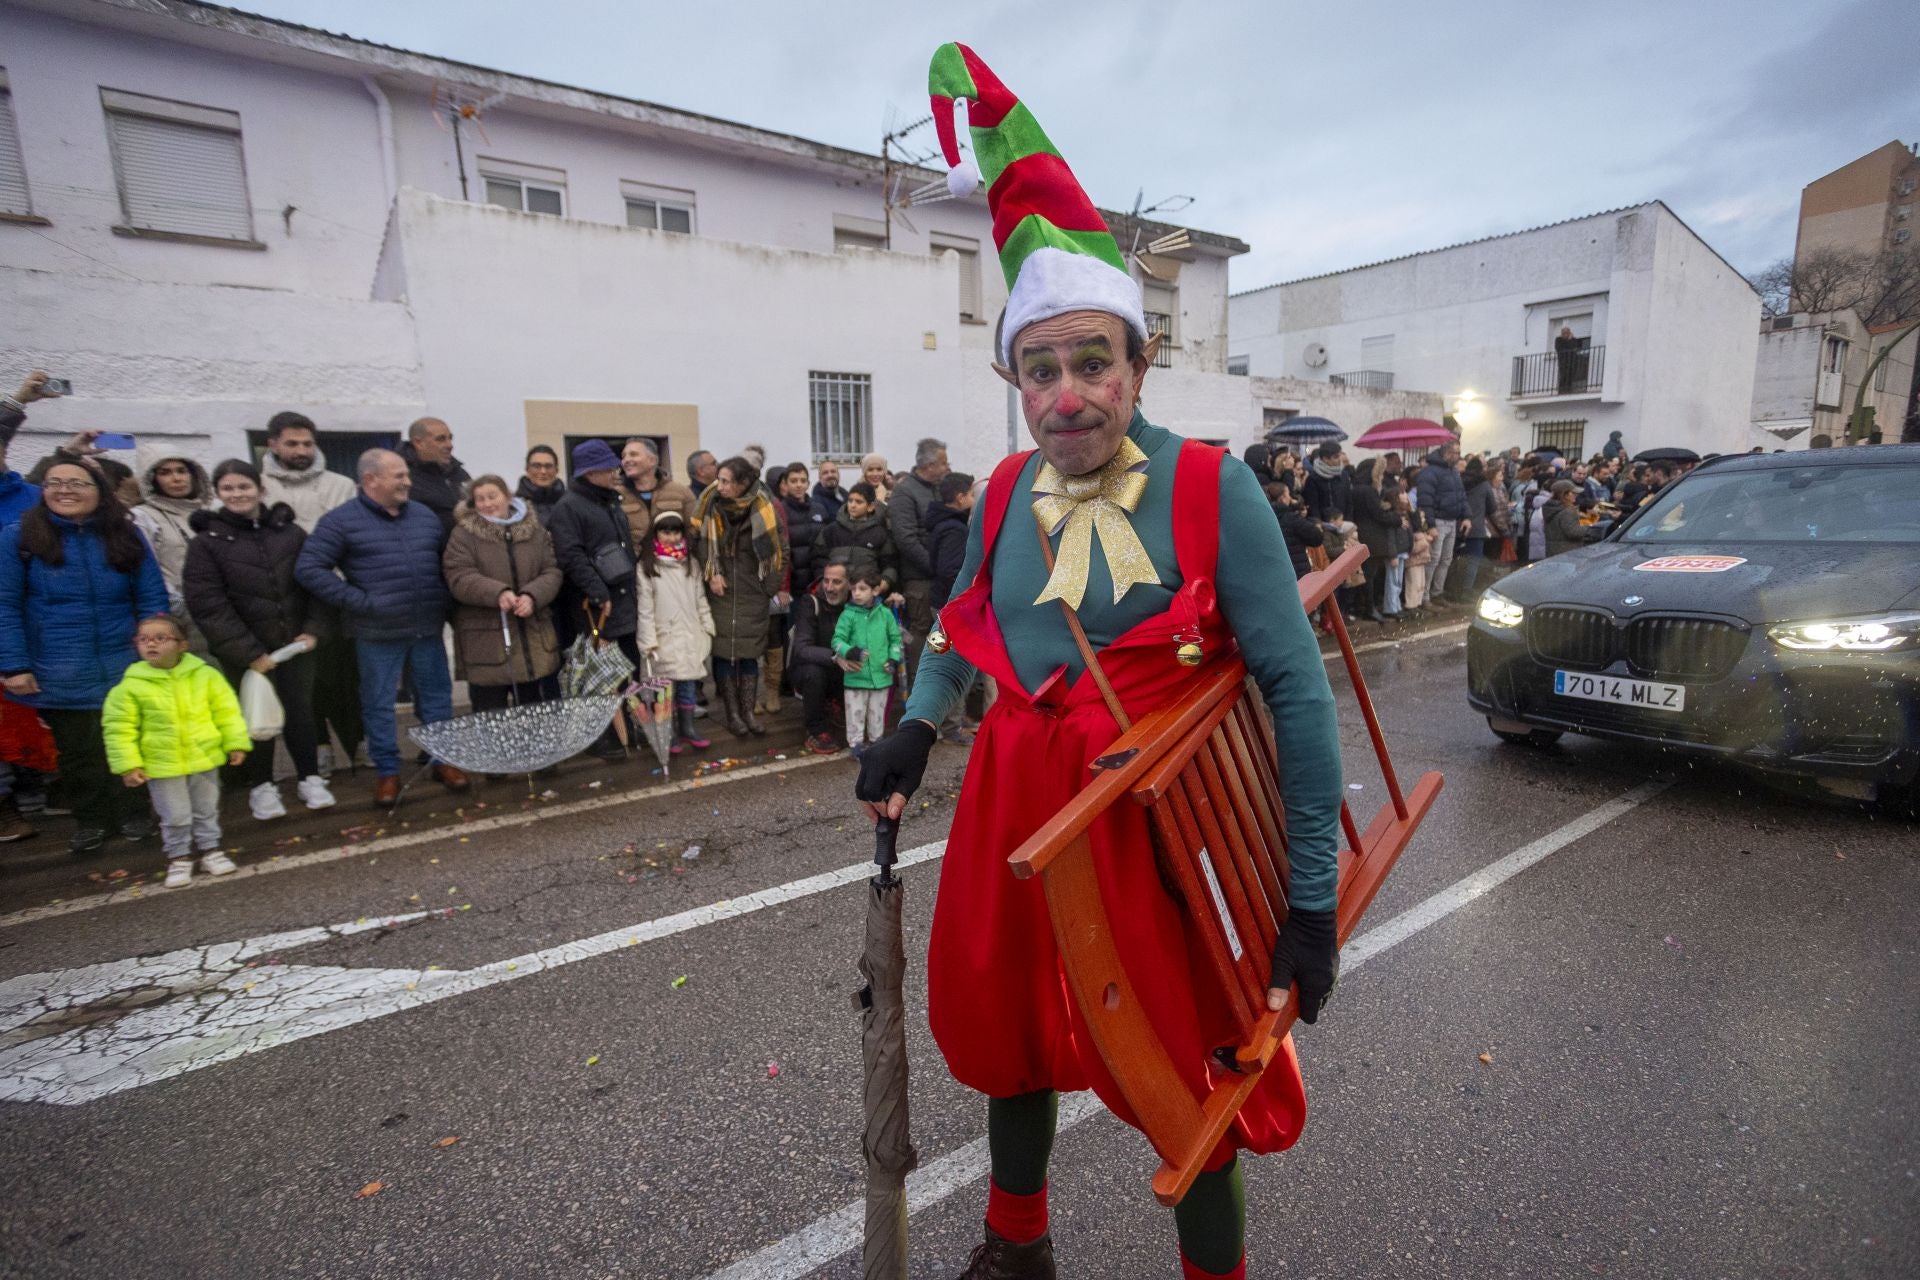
<box><xmin>1633</xmin><ymin>555</ymin><xmax>1747</xmax><ymax>573</ymax></box>
<box><xmin>1195</xmin><ymin>848</ymin><xmax>1244</xmax><ymax>961</ymax></box>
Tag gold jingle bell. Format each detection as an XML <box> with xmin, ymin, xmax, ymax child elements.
<box><xmin>1174</xmin><ymin>630</ymin><xmax>1205</xmax><ymax>667</ymax></box>
<box><xmin>926</xmin><ymin>614</ymin><xmax>951</xmax><ymax>655</ymax></box>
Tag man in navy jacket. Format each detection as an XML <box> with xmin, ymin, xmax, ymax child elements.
<box><xmin>296</xmin><ymin>449</ymin><xmax>467</xmax><ymax>802</ymax></box>
<box><xmin>1414</xmin><ymin>443</ymin><xmax>1469</xmax><ymax>608</ymax></box>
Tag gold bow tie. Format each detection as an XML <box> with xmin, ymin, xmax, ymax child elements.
<box><xmin>1031</xmin><ymin>437</ymin><xmax>1160</xmax><ymax>611</ymax></box>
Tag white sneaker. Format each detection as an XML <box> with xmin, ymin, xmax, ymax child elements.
<box><xmin>249</xmin><ymin>783</ymin><xmax>287</xmax><ymax>821</ymax></box>
<box><xmin>296</xmin><ymin>775</ymin><xmax>337</xmax><ymax>810</ymax></box>
<box><xmin>164</xmin><ymin>859</ymin><xmax>194</xmax><ymax>888</ymax></box>
<box><xmin>200</xmin><ymin>850</ymin><xmax>238</xmax><ymax>876</ymax></box>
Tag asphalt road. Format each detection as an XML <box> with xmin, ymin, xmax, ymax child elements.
<box><xmin>1</xmin><ymin>624</ymin><xmax>1913</xmax><ymax>1279</ymax></box>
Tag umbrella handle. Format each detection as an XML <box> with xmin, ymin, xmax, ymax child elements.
<box><xmin>873</xmin><ymin>816</ymin><xmax>899</xmax><ymax>884</ymax></box>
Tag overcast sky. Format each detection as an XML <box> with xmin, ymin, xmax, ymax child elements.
<box><xmin>242</xmin><ymin>0</ymin><xmax>1918</xmax><ymax>289</ymax></box>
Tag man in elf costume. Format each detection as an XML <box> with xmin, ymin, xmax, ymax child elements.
<box><xmin>856</xmin><ymin>43</ymin><xmax>1346</xmax><ymax>1280</ymax></box>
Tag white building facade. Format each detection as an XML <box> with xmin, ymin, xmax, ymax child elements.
<box><xmin>1228</xmin><ymin>203</ymin><xmax>1764</xmax><ymax>462</ymax></box>
<box><xmin>1</xmin><ymin>0</ymin><xmax>1334</xmax><ymax>484</ymax></box>
<box><xmin>1750</xmin><ymin>310</ymin><xmax>1919</xmax><ymax>448</ymax></box>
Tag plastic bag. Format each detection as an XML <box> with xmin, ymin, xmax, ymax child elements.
<box><xmin>240</xmin><ymin>669</ymin><xmax>285</xmax><ymax>742</ymax></box>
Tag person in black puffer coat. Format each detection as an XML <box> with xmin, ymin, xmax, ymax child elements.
<box><xmin>184</xmin><ymin>459</ymin><xmax>333</xmax><ymax>817</ymax></box>
<box><xmin>516</xmin><ymin>445</ymin><xmax>566</xmax><ymax>526</ymax></box>
<box><xmin>547</xmin><ymin>443</ymin><xmax>639</xmax><ymax>653</ymax></box>
<box><xmin>813</xmin><ymin>482</ymin><xmax>899</xmax><ymax>591</ymax></box>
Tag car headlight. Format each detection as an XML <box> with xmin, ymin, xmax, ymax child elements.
<box><xmin>1767</xmin><ymin>612</ymin><xmax>1920</xmax><ymax>652</ymax></box>
<box><xmin>1477</xmin><ymin>589</ymin><xmax>1525</xmax><ymax>629</ymax></box>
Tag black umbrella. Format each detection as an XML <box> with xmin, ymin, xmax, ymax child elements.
<box><xmin>1266</xmin><ymin>416</ymin><xmax>1346</xmax><ymax>445</ymax></box>
<box><xmin>1633</xmin><ymin>447</ymin><xmax>1701</xmax><ymax>464</ymax></box>
<box><xmin>858</xmin><ymin>816</ymin><xmax>916</xmax><ymax>1278</ymax></box>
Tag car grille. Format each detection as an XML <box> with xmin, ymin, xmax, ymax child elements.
<box><xmin>1528</xmin><ymin>607</ymin><xmax>1614</xmax><ymax>670</ymax></box>
<box><xmin>1626</xmin><ymin>617</ymin><xmax>1750</xmax><ymax>680</ymax></box>
<box><xmin>1526</xmin><ymin>608</ymin><xmax>1749</xmax><ymax>681</ymax></box>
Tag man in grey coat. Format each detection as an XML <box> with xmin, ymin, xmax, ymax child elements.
<box><xmin>886</xmin><ymin>436</ymin><xmax>949</xmax><ymax>663</ymax></box>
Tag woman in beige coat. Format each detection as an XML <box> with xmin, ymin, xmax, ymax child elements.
<box><xmin>443</xmin><ymin>476</ymin><xmax>565</xmax><ymax>712</ymax></box>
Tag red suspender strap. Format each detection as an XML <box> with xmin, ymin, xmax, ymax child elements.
<box><xmin>977</xmin><ymin>449</ymin><xmax>1036</xmax><ymax>567</ymax></box>
<box><xmin>1170</xmin><ymin>439</ymin><xmax>1226</xmax><ymax>583</ymax></box>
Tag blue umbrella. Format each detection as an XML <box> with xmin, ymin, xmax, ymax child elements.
<box><xmin>1266</xmin><ymin>416</ymin><xmax>1346</xmax><ymax>445</ymax></box>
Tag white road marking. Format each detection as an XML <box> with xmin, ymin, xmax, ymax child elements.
<box><xmin>701</xmin><ymin>779</ymin><xmax>1670</xmax><ymax>1280</ymax></box>
<box><xmin>0</xmin><ymin>751</ymin><xmax>845</xmax><ymax>932</ymax></box>
<box><xmin>1</xmin><ymin>621</ymin><xmax>1468</xmax><ymax>933</ymax></box>
<box><xmin>0</xmin><ymin>841</ymin><xmax>947</xmax><ymax>1105</ymax></box>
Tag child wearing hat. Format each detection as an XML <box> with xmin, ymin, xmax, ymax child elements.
<box><xmin>635</xmin><ymin>510</ymin><xmax>713</xmax><ymax>752</ymax></box>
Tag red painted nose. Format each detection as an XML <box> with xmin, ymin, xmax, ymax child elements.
<box><xmin>1055</xmin><ymin>388</ymin><xmax>1084</xmax><ymax>417</ymax></box>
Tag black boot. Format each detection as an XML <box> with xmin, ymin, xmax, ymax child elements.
<box><xmin>736</xmin><ymin>674</ymin><xmax>767</xmax><ymax>736</ymax></box>
<box><xmin>717</xmin><ymin>678</ymin><xmax>751</xmax><ymax>737</ymax></box>
<box><xmin>675</xmin><ymin>705</ymin><xmax>710</xmax><ymax>751</ymax></box>
<box><xmin>955</xmin><ymin>1225</ymin><xmax>1056</xmax><ymax>1280</ymax></box>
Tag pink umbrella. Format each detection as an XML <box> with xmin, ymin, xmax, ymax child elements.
<box><xmin>1354</xmin><ymin>418</ymin><xmax>1457</xmax><ymax>450</ymax></box>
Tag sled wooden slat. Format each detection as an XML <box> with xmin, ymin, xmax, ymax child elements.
<box><xmin>1005</xmin><ymin>543</ymin><xmax>1444</xmax><ymax>1206</ymax></box>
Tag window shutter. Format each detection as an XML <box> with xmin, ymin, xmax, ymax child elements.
<box><xmin>109</xmin><ymin>111</ymin><xmax>252</xmax><ymax>239</ymax></box>
<box><xmin>0</xmin><ymin>83</ymin><xmax>30</xmax><ymax>217</ymax></box>
<box><xmin>1360</xmin><ymin>334</ymin><xmax>1395</xmax><ymax>372</ymax></box>
<box><xmin>956</xmin><ymin>247</ymin><xmax>981</xmax><ymax>319</ymax></box>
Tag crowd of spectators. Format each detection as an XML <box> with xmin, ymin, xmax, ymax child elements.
<box><xmin>8</xmin><ymin>360</ymin><xmax>1682</xmax><ymax>869</ymax></box>
<box><xmin>1247</xmin><ymin>436</ymin><xmax>1686</xmax><ymax>625</ymax></box>
<box><xmin>0</xmin><ymin>372</ymin><xmax>993</xmax><ymax>863</ymax></box>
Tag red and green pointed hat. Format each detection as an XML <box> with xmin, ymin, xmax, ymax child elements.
<box><xmin>929</xmin><ymin>42</ymin><xmax>1146</xmax><ymax>364</ymax></box>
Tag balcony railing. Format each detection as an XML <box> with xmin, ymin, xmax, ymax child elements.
<box><xmin>1511</xmin><ymin>345</ymin><xmax>1605</xmax><ymax>398</ymax></box>
<box><xmin>1329</xmin><ymin>369</ymin><xmax>1395</xmax><ymax>390</ymax></box>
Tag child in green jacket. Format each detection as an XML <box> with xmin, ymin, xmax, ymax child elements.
<box><xmin>831</xmin><ymin>572</ymin><xmax>904</xmax><ymax>756</ymax></box>
<box><xmin>102</xmin><ymin>617</ymin><xmax>251</xmax><ymax>887</ymax></box>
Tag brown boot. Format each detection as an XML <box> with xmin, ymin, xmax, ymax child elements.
<box><xmin>758</xmin><ymin>648</ymin><xmax>784</xmax><ymax>714</ymax></box>
<box><xmin>735</xmin><ymin>674</ymin><xmax>767</xmax><ymax>736</ymax></box>
<box><xmin>954</xmin><ymin>1226</ymin><xmax>1056</xmax><ymax>1280</ymax></box>
<box><xmin>0</xmin><ymin>795</ymin><xmax>35</xmax><ymax>843</ymax></box>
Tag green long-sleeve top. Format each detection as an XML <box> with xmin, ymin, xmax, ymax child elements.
<box><xmin>903</xmin><ymin>412</ymin><xmax>1344</xmax><ymax>912</ymax></box>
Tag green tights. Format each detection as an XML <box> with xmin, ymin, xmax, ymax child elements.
<box><xmin>987</xmin><ymin>1090</ymin><xmax>1245</xmax><ymax>1275</ymax></box>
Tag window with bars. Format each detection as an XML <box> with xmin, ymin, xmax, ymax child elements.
<box><xmin>0</xmin><ymin>70</ymin><xmax>33</xmax><ymax>218</ymax></box>
<box><xmin>809</xmin><ymin>372</ymin><xmax>872</xmax><ymax>460</ymax></box>
<box><xmin>102</xmin><ymin>89</ymin><xmax>255</xmax><ymax>243</ymax></box>
<box><xmin>1533</xmin><ymin>419</ymin><xmax>1588</xmax><ymax>458</ymax></box>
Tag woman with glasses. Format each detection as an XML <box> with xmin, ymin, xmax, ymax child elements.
<box><xmin>0</xmin><ymin>461</ymin><xmax>168</xmax><ymax>853</ymax></box>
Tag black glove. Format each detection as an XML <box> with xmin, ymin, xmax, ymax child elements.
<box><xmin>855</xmin><ymin>718</ymin><xmax>937</xmax><ymax>812</ymax></box>
<box><xmin>1268</xmin><ymin>907</ymin><xmax>1338</xmax><ymax>1025</ymax></box>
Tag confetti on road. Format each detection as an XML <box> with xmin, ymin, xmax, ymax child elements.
<box><xmin>1478</xmin><ymin>1052</ymin><xmax>1494</xmax><ymax>1065</ymax></box>
<box><xmin>433</xmin><ymin>1136</ymin><xmax>459</xmax><ymax>1149</ymax></box>
<box><xmin>671</xmin><ymin>975</ymin><xmax>688</xmax><ymax>989</ymax></box>
<box><xmin>767</xmin><ymin>1062</ymin><xmax>780</xmax><ymax>1079</ymax></box>
<box><xmin>355</xmin><ymin>1181</ymin><xmax>384</xmax><ymax>1199</ymax></box>
<box><xmin>585</xmin><ymin>1055</ymin><xmax>601</xmax><ymax>1066</ymax></box>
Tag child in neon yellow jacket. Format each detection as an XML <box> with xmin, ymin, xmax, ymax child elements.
<box><xmin>102</xmin><ymin>617</ymin><xmax>250</xmax><ymax>886</ymax></box>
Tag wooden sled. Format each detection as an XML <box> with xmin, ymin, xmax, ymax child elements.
<box><xmin>1006</xmin><ymin>544</ymin><xmax>1443</xmax><ymax>1205</ymax></box>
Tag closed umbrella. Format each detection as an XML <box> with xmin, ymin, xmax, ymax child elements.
<box><xmin>1354</xmin><ymin>418</ymin><xmax>1456</xmax><ymax>450</ymax></box>
<box><xmin>858</xmin><ymin>816</ymin><xmax>916</xmax><ymax>1278</ymax></box>
<box><xmin>1266</xmin><ymin>416</ymin><xmax>1346</xmax><ymax>446</ymax></box>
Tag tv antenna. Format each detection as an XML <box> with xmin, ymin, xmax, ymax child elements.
<box><xmin>1124</xmin><ymin>188</ymin><xmax>1196</xmax><ymax>279</ymax></box>
<box><xmin>880</xmin><ymin>110</ymin><xmax>946</xmax><ymax>246</ymax></box>
<box><xmin>431</xmin><ymin>81</ymin><xmax>508</xmax><ymax>201</ymax></box>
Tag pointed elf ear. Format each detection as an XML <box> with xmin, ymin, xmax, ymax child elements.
<box><xmin>1139</xmin><ymin>331</ymin><xmax>1163</xmax><ymax>368</ymax></box>
<box><xmin>992</xmin><ymin>361</ymin><xmax>1019</xmax><ymax>388</ymax></box>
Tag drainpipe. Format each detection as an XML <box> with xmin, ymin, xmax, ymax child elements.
<box><xmin>361</xmin><ymin>76</ymin><xmax>398</xmax><ymax>211</ymax></box>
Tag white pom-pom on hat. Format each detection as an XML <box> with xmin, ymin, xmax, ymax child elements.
<box><xmin>947</xmin><ymin>163</ymin><xmax>980</xmax><ymax>199</ymax></box>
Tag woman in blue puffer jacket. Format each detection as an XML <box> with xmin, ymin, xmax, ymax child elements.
<box><xmin>0</xmin><ymin>459</ymin><xmax>169</xmax><ymax>853</ymax></box>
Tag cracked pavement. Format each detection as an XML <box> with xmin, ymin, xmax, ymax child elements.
<box><xmin>0</xmin><ymin>634</ymin><xmax>1914</xmax><ymax>1278</ymax></box>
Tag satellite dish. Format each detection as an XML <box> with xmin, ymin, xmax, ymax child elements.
<box><xmin>1302</xmin><ymin>342</ymin><xmax>1329</xmax><ymax>369</ymax></box>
